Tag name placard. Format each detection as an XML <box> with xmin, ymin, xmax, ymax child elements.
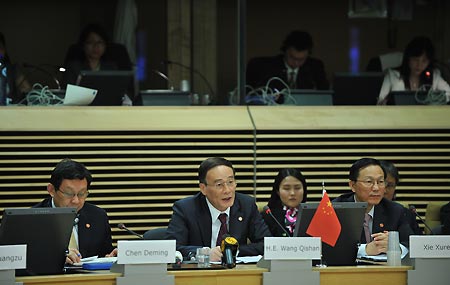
<box><xmin>0</xmin><ymin>245</ymin><xmax>26</xmax><ymax>270</ymax></box>
<box><xmin>264</xmin><ymin>237</ymin><xmax>321</xmax><ymax>260</ymax></box>
<box><xmin>117</xmin><ymin>240</ymin><xmax>176</xmax><ymax>264</ymax></box>
<box><xmin>410</xmin><ymin>235</ymin><xmax>450</xmax><ymax>258</ymax></box>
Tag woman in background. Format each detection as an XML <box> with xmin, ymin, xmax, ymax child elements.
<box><xmin>262</xmin><ymin>168</ymin><xmax>308</xmax><ymax>237</ymax></box>
<box><xmin>377</xmin><ymin>36</ymin><xmax>450</xmax><ymax>105</ymax></box>
<box><xmin>0</xmin><ymin>32</ymin><xmax>31</xmax><ymax>104</ymax></box>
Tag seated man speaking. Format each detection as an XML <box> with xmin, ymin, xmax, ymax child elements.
<box><xmin>166</xmin><ymin>157</ymin><xmax>271</xmax><ymax>261</ymax></box>
<box><xmin>333</xmin><ymin>158</ymin><xmax>413</xmax><ymax>257</ymax></box>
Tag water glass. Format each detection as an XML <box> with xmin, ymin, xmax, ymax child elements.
<box><xmin>196</xmin><ymin>247</ymin><xmax>210</xmax><ymax>268</ymax></box>
<box><xmin>387</xmin><ymin>231</ymin><xmax>401</xmax><ymax>266</ymax></box>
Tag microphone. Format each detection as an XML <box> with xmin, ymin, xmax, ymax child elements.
<box><xmin>152</xmin><ymin>69</ymin><xmax>174</xmax><ymax>90</ymax></box>
<box><xmin>263</xmin><ymin>206</ymin><xmax>291</xmax><ymax>237</ymax></box>
<box><xmin>73</xmin><ymin>214</ymin><xmax>80</xmax><ymax>226</ymax></box>
<box><xmin>409</xmin><ymin>205</ymin><xmax>434</xmax><ymax>234</ymax></box>
<box><xmin>117</xmin><ymin>223</ymin><xmax>144</xmax><ymax>239</ymax></box>
<box><xmin>162</xmin><ymin>60</ymin><xmax>215</xmax><ymax>98</ymax></box>
<box><xmin>23</xmin><ymin>63</ymin><xmax>62</xmax><ymax>89</ymax></box>
<box><xmin>220</xmin><ymin>234</ymin><xmax>239</xmax><ymax>269</ymax></box>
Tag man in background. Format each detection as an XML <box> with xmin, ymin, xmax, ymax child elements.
<box><xmin>380</xmin><ymin>160</ymin><xmax>422</xmax><ymax>235</ymax></box>
<box><xmin>246</xmin><ymin>30</ymin><xmax>329</xmax><ymax>104</ymax></box>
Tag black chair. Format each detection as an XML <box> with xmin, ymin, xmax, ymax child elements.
<box><xmin>143</xmin><ymin>227</ymin><xmax>167</xmax><ymax>240</ymax></box>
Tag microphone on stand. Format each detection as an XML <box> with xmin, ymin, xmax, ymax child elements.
<box><xmin>161</xmin><ymin>60</ymin><xmax>215</xmax><ymax>98</ymax></box>
<box><xmin>263</xmin><ymin>205</ymin><xmax>291</xmax><ymax>236</ymax></box>
<box><xmin>409</xmin><ymin>205</ymin><xmax>434</xmax><ymax>234</ymax></box>
<box><xmin>152</xmin><ymin>69</ymin><xmax>174</xmax><ymax>90</ymax></box>
<box><xmin>23</xmin><ymin>63</ymin><xmax>62</xmax><ymax>89</ymax></box>
<box><xmin>117</xmin><ymin>223</ymin><xmax>144</xmax><ymax>239</ymax></box>
<box><xmin>220</xmin><ymin>234</ymin><xmax>239</xmax><ymax>269</ymax></box>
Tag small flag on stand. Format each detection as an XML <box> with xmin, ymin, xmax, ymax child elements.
<box><xmin>306</xmin><ymin>186</ymin><xmax>341</xmax><ymax>247</ymax></box>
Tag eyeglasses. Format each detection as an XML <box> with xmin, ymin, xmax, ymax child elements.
<box><xmin>58</xmin><ymin>189</ymin><xmax>89</xmax><ymax>199</ymax></box>
<box><xmin>356</xmin><ymin>179</ymin><xmax>386</xmax><ymax>188</ymax></box>
<box><xmin>385</xmin><ymin>183</ymin><xmax>397</xmax><ymax>189</ymax></box>
<box><xmin>85</xmin><ymin>41</ymin><xmax>105</xmax><ymax>47</ymax></box>
<box><xmin>205</xmin><ymin>179</ymin><xmax>237</xmax><ymax>191</ymax></box>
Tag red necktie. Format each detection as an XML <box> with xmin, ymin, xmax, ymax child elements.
<box><xmin>364</xmin><ymin>213</ymin><xmax>372</xmax><ymax>243</ymax></box>
<box><xmin>216</xmin><ymin>213</ymin><xmax>228</xmax><ymax>246</ymax></box>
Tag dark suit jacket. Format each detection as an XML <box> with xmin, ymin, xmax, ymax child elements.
<box><xmin>246</xmin><ymin>54</ymin><xmax>329</xmax><ymax>92</ymax></box>
<box><xmin>33</xmin><ymin>198</ymin><xmax>114</xmax><ymax>258</ymax></box>
<box><xmin>333</xmin><ymin>193</ymin><xmax>413</xmax><ymax>248</ymax></box>
<box><xmin>261</xmin><ymin>206</ymin><xmax>291</xmax><ymax>237</ymax></box>
<box><xmin>166</xmin><ymin>192</ymin><xmax>272</xmax><ymax>258</ymax></box>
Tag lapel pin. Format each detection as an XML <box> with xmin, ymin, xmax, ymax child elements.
<box><xmin>238</xmin><ymin>216</ymin><xmax>243</xmax><ymax>222</ymax></box>
<box><xmin>379</xmin><ymin>223</ymin><xmax>384</xmax><ymax>228</ymax></box>
<box><xmin>86</xmin><ymin>223</ymin><xmax>91</xmax><ymax>228</ymax></box>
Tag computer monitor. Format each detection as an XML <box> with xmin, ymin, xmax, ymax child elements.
<box><xmin>77</xmin><ymin>70</ymin><xmax>134</xmax><ymax>106</ymax></box>
<box><xmin>139</xmin><ymin>90</ymin><xmax>192</xmax><ymax>106</ymax></box>
<box><xmin>284</xmin><ymin>89</ymin><xmax>334</xmax><ymax>106</ymax></box>
<box><xmin>0</xmin><ymin>207</ymin><xmax>77</xmax><ymax>275</ymax></box>
<box><xmin>332</xmin><ymin>72</ymin><xmax>384</xmax><ymax>105</ymax></box>
<box><xmin>293</xmin><ymin>202</ymin><xmax>367</xmax><ymax>266</ymax></box>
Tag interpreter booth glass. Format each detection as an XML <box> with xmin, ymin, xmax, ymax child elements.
<box><xmin>0</xmin><ymin>207</ymin><xmax>77</xmax><ymax>276</ymax></box>
<box><xmin>76</xmin><ymin>70</ymin><xmax>134</xmax><ymax>106</ymax></box>
<box><xmin>293</xmin><ymin>202</ymin><xmax>367</xmax><ymax>266</ymax></box>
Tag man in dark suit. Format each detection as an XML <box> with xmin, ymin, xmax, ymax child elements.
<box><xmin>166</xmin><ymin>157</ymin><xmax>271</xmax><ymax>261</ymax></box>
<box><xmin>333</xmin><ymin>158</ymin><xmax>413</xmax><ymax>257</ymax></box>
<box><xmin>34</xmin><ymin>158</ymin><xmax>116</xmax><ymax>264</ymax></box>
<box><xmin>246</xmin><ymin>30</ymin><xmax>329</xmax><ymax>103</ymax></box>
<box><xmin>380</xmin><ymin>160</ymin><xmax>423</xmax><ymax>235</ymax></box>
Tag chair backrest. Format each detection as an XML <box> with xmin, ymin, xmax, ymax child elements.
<box><xmin>143</xmin><ymin>227</ymin><xmax>167</xmax><ymax>240</ymax></box>
<box><xmin>424</xmin><ymin>201</ymin><xmax>447</xmax><ymax>234</ymax></box>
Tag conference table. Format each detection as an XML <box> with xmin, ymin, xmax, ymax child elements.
<box><xmin>16</xmin><ymin>264</ymin><xmax>411</xmax><ymax>285</ymax></box>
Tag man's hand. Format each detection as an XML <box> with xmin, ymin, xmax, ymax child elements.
<box><xmin>66</xmin><ymin>248</ymin><xmax>82</xmax><ymax>264</ymax></box>
<box><xmin>365</xmin><ymin>231</ymin><xmax>389</xmax><ymax>255</ymax></box>
<box><xmin>209</xmin><ymin>246</ymin><xmax>223</xmax><ymax>262</ymax></box>
<box><xmin>105</xmin><ymin>248</ymin><xmax>118</xmax><ymax>257</ymax></box>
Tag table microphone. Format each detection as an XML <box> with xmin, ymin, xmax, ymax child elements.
<box><xmin>117</xmin><ymin>223</ymin><xmax>144</xmax><ymax>239</ymax></box>
<box><xmin>23</xmin><ymin>63</ymin><xmax>62</xmax><ymax>89</ymax></box>
<box><xmin>409</xmin><ymin>205</ymin><xmax>434</xmax><ymax>234</ymax></box>
<box><xmin>220</xmin><ymin>234</ymin><xmax>239</xmax><ymax>268</ymax></box>
<box><xmin>263</xmin><ymin>205</ymin><xmax>291</xmax><ymax>236</ymax></box>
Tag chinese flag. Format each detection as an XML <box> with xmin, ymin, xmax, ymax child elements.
<box><xmin>306</xmin><ymin>191</ymin><xmax>341</xmax><ymax>247</ymax></box>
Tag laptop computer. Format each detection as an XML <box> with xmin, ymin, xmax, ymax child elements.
<box><xmin>0</xmin><ymin>207</ymin><xmax>77</xmax><ymax>275</ymax></box>
<box><xmin>388</xmin><ymin>91</ymin><xmax>428</xmax><ymax>105</ymax></box>
<box><xmin>76</xmin><ymin>70</ymin><xmax>134</xmax><ymax>106</ymax></box>
<box><xmin>293</xmin><ymin>202</ymin><xmax>367</xmax><ymax>266</ymax></box>
<box><xmin>284</xmin><ymin>89</ymin><xmax>334</xmax><ymax>106</ymax></box>
<box><xmin>332</xmin><ymin>72</ymin><xmax>384</xmax><ymax>105</ymax></box>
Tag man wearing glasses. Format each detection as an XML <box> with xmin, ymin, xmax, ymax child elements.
<box><xmin>166</xmin><ymin>157</ymin><xmax>271</xmax><ymax>262</ymax></box>
<box><xmin>34</xmin><ymin>158</ymin><xmax>116</xmax><ymax>264</ymax></box>
<box><xmin>333</xmin><ymin>158</ymin><xmax>413</xmax><ymax>257</ymax></box>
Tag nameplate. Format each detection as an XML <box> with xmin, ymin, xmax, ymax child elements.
<box><xmin>0</xmin><ymin>245</ymin><xmax>26</xmax><ymax>270</ymax></box>
<box><xmin>264</xmin><ymin>237</ymin><xmax>321</xmax><ymax>260</ymax></box>
<box><xmin>410</xmin><ymin>235</ymin><xmax>450</xmax><ymax>258</ymax></box>
<box><xmin>117</xmin><ymin>240</ymin><xmax>176</xmax><ymax>264</ymax></box>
